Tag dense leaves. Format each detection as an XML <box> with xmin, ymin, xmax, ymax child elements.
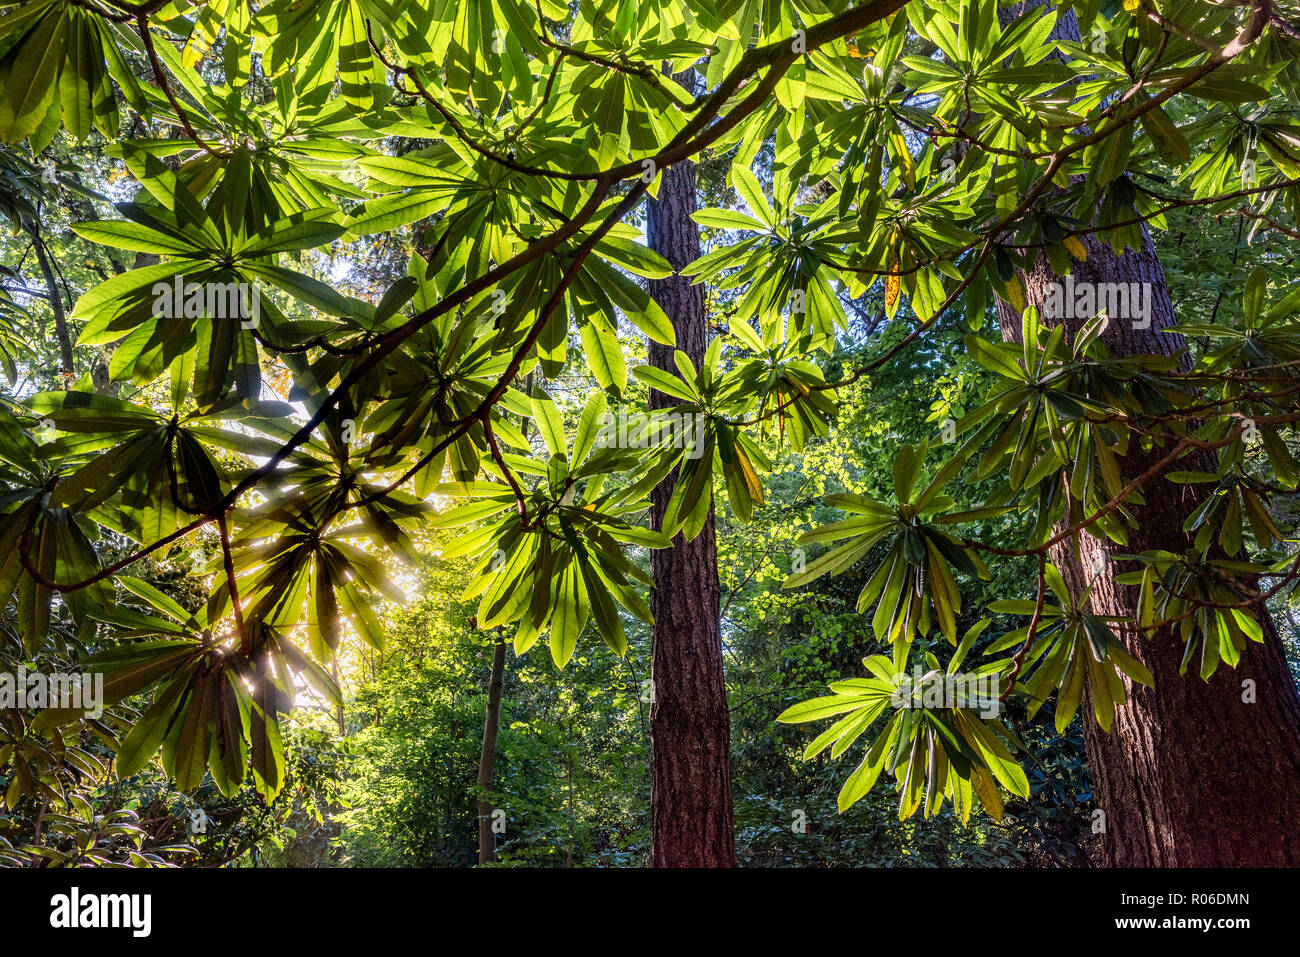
<box><xmin>0</xmin><ymin>0</ymin><xmax>1298</xmax><ymax>839</ymax></box>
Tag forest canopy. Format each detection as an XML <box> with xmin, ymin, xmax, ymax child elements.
<box><xmin>1</xmin><ymin>0</ymin><xmax>1299</xmax><ymax>868</ymax></box>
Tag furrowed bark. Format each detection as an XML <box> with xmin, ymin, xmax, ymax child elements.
<box><xmin>645</xmin><ymin>69</ymin><xmax>737</xmax><ymax>868</ymax></box>
<box><xmin>983</xmin><ymin>0</ymin><xmax>1300</xmax><ymax>871</ymax></box>
<box><xmin>987</xmin><ymin>3</ymin><xmax>1300</xmax><ymax>857</ymax></box>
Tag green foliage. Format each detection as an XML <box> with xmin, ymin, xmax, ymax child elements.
<box><xmin>986</xmin><ymin>565</ymin><xmax>1153</xmax><ymax>732</ymax></box>
<box><xmin>334</xmin><ymin>551</ymin><xmax>649</xmax><ymax>867</ymax></box>
<box><xmin>778</xmin><ymin>643</ymin><xmax>1029</xmax><ymax>821</ymax></box>
<box><xmin>0</xmin><ymin>0</ymin><xmax>1297</xmax><ymax>854</ymax></box>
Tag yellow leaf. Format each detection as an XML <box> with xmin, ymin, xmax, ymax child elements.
<box><xmin>884</xmin><ymin>240</ymin><xmax>901</xmax><ymax>316</ymax></box>
<box><xmin>1002</xmin><ymin>277</ymin><xmax>1025</xmax><ymax>314</ymax></box>
<box><xmin>1063</xmin><ymin>236</ymin><xmax>1087</xmax><ymax>261</ymax></box>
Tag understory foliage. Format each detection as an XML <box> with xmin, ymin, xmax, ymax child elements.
<box><xmin>1</xmin><ymin>0</ymin><xmax>1299</xmax><ymax>865</ymax></box>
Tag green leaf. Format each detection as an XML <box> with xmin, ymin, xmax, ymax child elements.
<box><xmin>730</xmin><ymin>164</ymin><xmax>774</xmax><ymax>228</ymax></box>
<box><xmin>632</xmin><ymin>365</ymin><xmax>699</xmax><ymax>402</ymax></box>
<box><xmin>530</xmin><ymin>386</ymin><xmax>566</xmax><ymax>458</ymax></box>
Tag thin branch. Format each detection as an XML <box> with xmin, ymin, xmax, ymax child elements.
<box><xmin>1001</xmin><ymin>552</ymin><xmax>1047</xmax><ymax>700</ymax></box>
<box><xmin>134</xmin><ymin>13</ymin><xmax>228</xmax><ymax>159</ymax></box>
<box><xmin>218</xmin><ymin>514</ymin><xmax>250</xmax><ymax>654</ymax></box>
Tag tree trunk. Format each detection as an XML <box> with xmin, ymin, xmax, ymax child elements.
<box><xmin>330</xmin><ymin>657</ymin><xmax>346</xmax><ymax>737</ymax></box>
<box><xmin>473</xmin><ymin>377</ymin><xmax>535</xmax><ymax>867</ymax></box>
<box><xmin>985</xmin><ymin>0</ymin><xmax>1300</xmax><ymax>867</ymax></box>
<box><xmin>30</xmin><ymin>231</ymin><xmax>74</xmax><ymax>376</ymax></box>
<box><xmin>995</xmin><ymin>225</ymin><xmax>1300</xmax><ymax>866</ymax></box>
<box><xmin>565</xmin><ymin>720</ymin><xmax>575</xmax><ymax>868</ymax></box>
<box><xmin>476</xmin><ymin>640</ymin><xmax>506</xmax><ymax>865</ymax></box>
<box><xmin>644</xmin><ymin>69</ymin><xmax>737</xmax><ymax>868</ymax></box>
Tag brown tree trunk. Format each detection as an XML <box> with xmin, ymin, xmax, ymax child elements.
<box><xmin>980</xmin><ymin>0</ymin><xmax>1300</xmax><ymax>870</ymax></box>
<box><xmin>476</xmin><ymin>640</ymin><xmax>506</xmax><ymax>865</ymax></box>
<box><xmin>995</xmin><ymin>227</ymin><xmax>1300</xmax><ymax>866</ymax></box>
<box><xmin>565</xmin><ymin>718</ymin><xmax>575</xmax><ymax>868</ymax></box>
<box><xmin>330</xmin><ymin>657</ymin><xmax>346</xmax><ymax>737</ymax></box>
<box><xmin>644</xmin><ymin>69</ymin><xmax>737</xmax><ymax>868</ymax></box>
<box><xmin>30</xmin><ymin>231</ymin><xmax>75</xmax><ymax>376</ymax></box>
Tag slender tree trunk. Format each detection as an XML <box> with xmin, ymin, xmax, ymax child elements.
<box><xmin>995</xmin><ymin>223</ymin><xmax>1300</xmax><ymax>867</ymax></box>
<box><xmin>330</xmin><ymin>657</ymin><xmax>346</xmax><ymax>737</ymax></box>
<box><xmin>472</xmin><ymin>375</ymin><xmax>535</xmax><ymax>866</ymax></box>
<box><xmin>30</xmin><ymin>231</ymin><xmax>74</xmax><ymax>375</ymax></box>
<box><xmin>476</xmin><ymin>640</ymin><xmax>506</xmax><ymax>865</ymax></box>
<box><xmin>644</xmin><ymin>69</ymin><xmax>737</xmax><ymax>868</ymax></box>
<box><xmin>565</xmin><ymin>721</ymin><xmax>575</xmax><ymax>868</ymax></box>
